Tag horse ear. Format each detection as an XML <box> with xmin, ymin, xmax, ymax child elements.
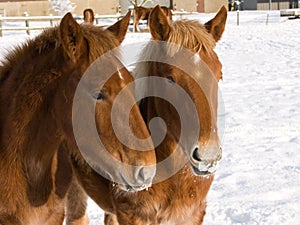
<box><xmin>149</xmin><ymin>5</ymin><xmax>170</xmax><ymax>41</ymax></box>
<box><xmin>107</xmin><ymin>11</ymin><xmax>131</xmax><ymax>44</ymax></box>
<box><xmin>204</xmin><ymin>6</ymin><xmax>227</xmax><ymax>42</ymax></box>
<box><xmin>59</xmin><ymin>13</ymin><xmax>86</xmax><ymax>63</ymax></box>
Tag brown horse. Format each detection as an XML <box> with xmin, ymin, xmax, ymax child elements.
<box><xmin>83</xmin><ymin>8</ymin><xmax>95</xmax><ymax>24</ymax></box>
<box><xmin>133</xmin><ymin>6</ymin><xmax>172</xmax><ymax>32</ymax></box>
<box><xmin>0</xmin><ymin>11</ymin><xmax>156</xmax><ymax>225</ymax></box>
<box><xmin>104</xmin><ymin>5</ymin><xmax>227</xmax><ymax>224</ymax></box>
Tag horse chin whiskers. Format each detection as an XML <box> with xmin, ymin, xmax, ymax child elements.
<box><xmin>117</xmin><ymin>173</ymin><xmax>152</xmax><ymax>193</ymax></box>
<box><xmin>190</xmin><ymin>161</ymin><xmax>218</xmax><ymax>177</ymax></box>
<box><xmin>117</xmin><ymin>183</ymin><xmax>150</xmax><ymax>193</ymax></box>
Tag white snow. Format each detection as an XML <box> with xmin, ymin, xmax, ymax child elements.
<box><xmin>0</xmin><ymin>11</ymin><xmax>299</xmax><ymax>224</ymax></box>
<box><xmin>204</xmin><ymin>13</ymin><xmax>300</xmax><ymax>225</ymax></box>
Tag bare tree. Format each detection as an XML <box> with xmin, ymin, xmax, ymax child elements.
<box><xmin>48</xmin><ymin>0</ymin><xmax>76</xmax><ymax>16</ymax></box>
<box><xmin>169</xmin><ymin>0</ymin><xmax>174</xmax><ymax>10</ymax></box>
<box><xmin>127</xmin><ymin>0</ymin><xmax>153</xmax><ymax>7</ymax></box>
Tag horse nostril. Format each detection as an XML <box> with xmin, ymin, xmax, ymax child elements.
<box><xmin>135</xmin><ymin>166</ymin><xmax>155</xmax><ymax>185</ymax></box>
<box><xmin>192</xmin><ymin>147</ymin><xmax>202</xmax><ymax>162</ymax></box>
<box><xmin>137</xmin><ymin>167</ymin><xmax>145</xmax><ymax>181</ymax></box>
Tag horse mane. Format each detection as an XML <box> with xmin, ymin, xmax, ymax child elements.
<box><xmin>166</xmin><ymin>19</ymin><xmax>215</xmax><ymax>57</ymax></box>
<box><xmin>78</xmin><ymin>25</ymin><xmax>121</xmax><ymax>61</ymax></box>
<box><xmin>0</xmin><ymin>28</ymin><xmax>58</xmax><ymax>83</ymax></box>
<box><xmin>0</xmin><ymin>25</ymin><xmax>120</xmax><ymax>84</ymax></box>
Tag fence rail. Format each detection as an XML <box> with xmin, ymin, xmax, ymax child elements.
<box><xmin>0</xmin><ymin>14</ymin><xmax>123</xmax><ymax>36</ymax></box>
<box><xmin>0</xmin><ymin>11</ymin><xmax>196</xmax><ymax>37</ymax></box>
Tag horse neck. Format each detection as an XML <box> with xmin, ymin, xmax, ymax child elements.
<box><xmin>0</xmin><ymin>53</ymin><xmax>67</xmax><ymax>159</ymax></box>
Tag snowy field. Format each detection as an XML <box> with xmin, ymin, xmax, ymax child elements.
<box><xmin>0</xmin><ymin>11</ymin><xmax>299</xmax><ymax>224</ymax></box>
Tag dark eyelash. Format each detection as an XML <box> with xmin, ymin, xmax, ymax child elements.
<box><xmin>95</xmin><ymin>91</ymin><xmax>106</xmax><ymax>100</ymax></box>
<box><xmin>167</xmin><ymin>76</ymin><xmax>175</xmax><ymax>84</ymax></box>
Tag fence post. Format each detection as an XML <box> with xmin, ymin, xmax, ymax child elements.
<box><xmin>237</xmin><ymin>10</ymin><xmax>240</xmax><ymax>26</ymax></box>
<box><xmin>24</xmin><ymin>12</ymin><xmax>30</xmax><ymax>35</ymax></box>
<box><xmin>266</xmin><ymin>13</ymin><xmax>269</xmax><ymax>25</ymax></box>
<box><xmin>49</xmin><ymin>14</ymin><xmax>54</xmax><ymax>27</ymax></box>
<box><xmin>95</xmin><ymin>14</ymin><xmax>99</xmax><ymax>24</ymax></box>
<box><xmin>116</xmin><ymin>5</ymin><xmax>121</xmax><ymax>20</ymax></box>
<box><xmin>0</xmin><ymin>15</ymin><xmax>2</xmax><ymax>37</ymax></box>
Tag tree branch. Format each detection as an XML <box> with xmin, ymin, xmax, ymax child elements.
<box><xmin>140</xmin><ymin>0</ymin><xmax>149</xmax><ymax>6</ymax></box>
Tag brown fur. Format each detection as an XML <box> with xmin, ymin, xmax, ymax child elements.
<box><xmin>83</xmin><ymin>8</ymin><xmax>95</xmax><ymax>24</ymax></box>
<box><xmin>66</xmin><ymin>177</ymin><xmax>89</xmax><ymax>225</ymax></box>
<box><xmin>0</xmin><ymin>11</ymin><xmax>156</xmax><ymax>224</ymax></box>
<box><xmin>105</xmin><ymin>5</ymin><xmax>227</xmax><ymax>224</ymax></box>
<box><xmin>133</xmin><ymin>5</ymin><xmax>172</xmax><ymax>32</ymax></box>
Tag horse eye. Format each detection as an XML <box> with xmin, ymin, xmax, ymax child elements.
<box><xmin>167</xmin><ymin>76</ymin><xmax>175</xmax><ymax>84</ymax></box>
<box><xmin>95</xmin><ymin>91</ymin><xmax>106</xmax><ymax>100</ymax></box>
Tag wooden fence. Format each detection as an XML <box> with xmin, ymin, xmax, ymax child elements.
<box><xmin>0</xmin><ymin>14</ymin><xmax>122</xmax><ymax>37</ymax></box>
<box><xmin>0</xmin><ymin>11</ymin><xmax>195</xmax><ymax>37</ymax></box>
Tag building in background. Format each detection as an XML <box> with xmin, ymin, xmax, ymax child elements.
<box><xmin>119</xmin><ymin>0</ymin><xmax>227</xmax><ymax>13</ymax></box>
<box><xmin>242</xmin><ymin>0</ymin><xmax>257</xmax><ymax>10</ymax></box>
<box><xmin>0</xmin><ymin>0</ymin><xmax>119</xmax><ymax>16</ymax></box>
<box><xmin>196</xmin><ymin>0</ymin><xmax>228</xmax><ymax>12</ymax></box>
<box><xmin>120</xmin><ymin>0</ymin><xmax>228</xmax><ymax>13</ymax></box>
<box><xmin>1</xmin><ymin>0</ymin><xmax>298</xmax><ymax>17</ymax></box>
<box><xmin>257</xmin><ymin>0</ymin><xmax>298</xmax><ymax>10</ymax></box>
<box><xmin>73</xmin><ymin>0</ymin><xmax>119</xmax><ymax>15</ymax></box>
<box><xmin>0</xmin><ymin>0</ymin><xmax>50</xmax><ymax>16</ymax></box>
<box><xmin>230</xmin><ymin>0</ymin><xmax>299</xmax><ymax>11</ymax></box>
<box><xmin>0</xmin><ymin>0</ymin><xmax>229</xmax><ymax>16</ymax></box>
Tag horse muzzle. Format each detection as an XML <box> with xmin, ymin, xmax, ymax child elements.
<box><xmin>118</xmin><ymin>166</ymin><xmax>156</xmax><ymax>192</ymax></box>
<box><xmin>189</xmin><ymin>145</ymin><xmax>222</xmax><ymax>176</ymax></box>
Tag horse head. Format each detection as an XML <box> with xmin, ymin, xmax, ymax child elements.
<box><xmin>136</xmin><ymin>5</ymin><xmax>227</xmax><ymax>177</ymax></box>
<box><xmin>57</xmin><ymin>12</ymin><xmax>156</xmax><ymax>191</ymax></box>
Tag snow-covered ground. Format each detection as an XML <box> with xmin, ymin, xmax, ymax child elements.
<box><xmin>0</xmin><ymin>11</ymin><xmax>299</xmax><ymax>224</ymax></box>
<box><xmin>122</xmin><ymin>12</ymin><xmax>300</xmax><ymax>225</ymax></box>
<box><xmin>204</xmin><ymin>12</ymin><xmax>300</xmax><ymax>225</ymax></box>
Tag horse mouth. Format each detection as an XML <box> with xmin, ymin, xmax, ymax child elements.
<box><xmin>125</xmin><ymin>184</ymin><xmax>150</xmax><ymax>192</ymax></box>
<box><xmin>190</xmin><ymin>164</ymin><xmax>217</xmax><ymax>176</ymax></box>
<box><xmin>118</xmin><ymin>183</ymin><xmax>150</xmax><ymax>192</ymax></box>
<box><xmin>118</xmin><ymin>174</ymin><xmax>152</xmax><ymax>192</ymax></box>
